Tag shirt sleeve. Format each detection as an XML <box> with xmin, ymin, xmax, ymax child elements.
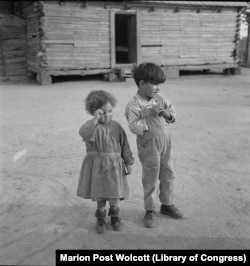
<box><xmin>79</xmin><ymin>119</ymin><xmax>97</xmax><ymax>142</ymax></box>
<box><xmin>125</xmin><ymin>99</ymin><xmax>148</xmax><ymax>136</ymax></box>
<box><xmin>158</xmin><ymin>93</ymin><xmax>176</xmax><ymax>123</ymax></box>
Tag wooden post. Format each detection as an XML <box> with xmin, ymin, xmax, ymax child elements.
<box><xmin>246</xmin><ymin>13</ymin><xmax>250</xmax><ymax>67</ymax></box>
<box><xmin>110</xmin><ymin>10</ymin><xmax>115</xmax><ymax>68</ymax></box>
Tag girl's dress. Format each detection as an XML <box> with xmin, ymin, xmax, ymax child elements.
<box><xmin>77</xmin><ymin>119</ymin><xmax>134</xmax><ymax>200</ymax></box>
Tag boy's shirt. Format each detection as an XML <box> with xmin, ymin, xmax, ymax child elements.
<box><xmin>125</xmin><ymin>92</ymin><xmax>175</xmax><ymax>136</ymax></box>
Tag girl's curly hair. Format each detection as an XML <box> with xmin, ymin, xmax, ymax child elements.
<box><xmin>85</xmin><ymin>90</ymin><xmax>117</xmax><ymax>115</ymax></box>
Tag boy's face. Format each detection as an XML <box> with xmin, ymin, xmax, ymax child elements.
<box><xmin>98</xmin><ymin>102</ymin><xmax>113</xmax><ymax>124</ymax></box>
<box><xmin>139</xmin><ymin>80</ymin><xmax>160</xmax><ymax>100</ymax></box>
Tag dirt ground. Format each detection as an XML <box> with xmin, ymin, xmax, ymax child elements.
<box><xmin>0</xmin><ymin>68</ymin><xmax>250</xmax><ymax>265</ymax></box>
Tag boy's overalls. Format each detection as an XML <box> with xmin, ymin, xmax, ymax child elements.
<box><xmin>136</xmin><ymin>98</ymin><xmax>175</xmax><ymax>211</ymax></box>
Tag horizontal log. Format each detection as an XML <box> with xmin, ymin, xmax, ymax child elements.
<box><xmin>46</xmin><ymin>63</ymin><xmax>110</xmax><ymax>69</ymax></box>
<box><xmin>2</xmin><ymin>39</ymin><xmax>26</xmax><ymax>46</ymax></box>
<box><xmin>43</xmin><ymin>32</ymin><xmax>109</xmax><ymax>39</ymax></box>
<box><xmin>0</xmin><ymin>75</ymin><xmax>26</xmax><ymax>81</ymax></box>
<box><xmin>5</xmin><ymin>69</ymin><xmax>26</xmax><ymax>76</ymax></box>
<box><xmin>47</xmin><ymin>68</ymin><xmax>112</xmax><ymax>76</ymax></box>
<box><xmin>2</xmin><ymin>61</ymin><xmax>26</xmax><ymax>69</ymax></box>
<box><xmin>43</xmin><ymin>4</ymin><xmax>109</xmax><ymax>14</ymax></box>
<box><xmin>74</xmin><ymin>41</ymin><xmax>109</xmax><ymax>47</ymax></box>
<box><xmin>4</xmin><ymin>57</ymin><xmax>26</xmax><ymax>64</ymax></box>
<box><xmin>161</xmin><ymin>58</ymin><xmax>235</xmax><ymax>64</ymax></box>
<box><xmin>41</xmin><ymin>16</ymin><xmax>108</xmax><ymax>23</ymax></box>
<box><xmin>2</xmin><ymin>46</ymin><xmax>26</xmax><ymax>53</ymax></box>
<box><xmin>0</xmin><ymin>26</ymin><xmax>25</xmax><ymax>33</ymax></box>
<box><xmin>45</xmin><ymin>59</ymin><xmax>109</xmax><ymax>64</ymax></box>
<box><xmin>0</xmin><ymin>16</ymin><xmax>25</xmax><ymax>26</ymax></box>
<box><xmin>0</xmin><ymin>34</ymin><xmax>26</xmax><ymax>41</ymax></box>
<box><xmin>42</xmin><ymin>24</ymin><xmax>109</xmax><ymax>32</ymax></box>
<box><xmin>141</xmin><ymin>17</ymin><xmax>236</xmax><ymax>23</ymax></box>
<box><xmin>43</xmin><ymin>9</ymin><xmax>108</xmax><ymax>19</ymax></box>
<box><xmin>45</xmin><ymin>48</ymin><xmax>110</xmax><ymax>55</ymax></box>
<box><xmin>2</xmin><ymin>50</ymin><xmax>26</xmax><ymax>59</ymax></box>
<box><xmin>42</xmin><ymin>40</ymin><xmax>74</xmax><ymax>44</ymax></box>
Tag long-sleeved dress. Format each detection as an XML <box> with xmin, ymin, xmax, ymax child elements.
<box><xmin>77</xmin><ymin>119</ymin><xmax>134</xmax><ymax>201</ymax></box>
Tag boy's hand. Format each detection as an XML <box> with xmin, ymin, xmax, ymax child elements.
<box><xmin>93</xmin><ymin>109</ymin><xmax>103</xmax><ymax>124</ymax></box>
<box><xmin>159</xmin><ymin>109</ymin><xmax>172</xmax><ymax>120</ymax></box>
<box><xmin>152</xmin><ymin>104</ymin><xmax>164</xmax><ymax>115</ymax></box>
<box><xmin>125</xmin><ymin>165</ymin><xmax>132</xmax><ymax>175</ymax></box>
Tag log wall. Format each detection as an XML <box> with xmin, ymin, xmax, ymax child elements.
<box><xmin>139</xmin><ymin>7</ymin><xmax>240</xmax><ymax>66</ymax></box>
<box><xmin>12</xmin><ymin>1</ymin><xmax>244</xmax><ymax>84</ymax></box>
<box><xmin>15</xmin><ymin>1</ymin><xmax>42</xmax><ymax>75</ymax></box>
<box><xmin>41</xmin><ymin>2</ymin><xmax>110</xmax><ymax>72</ymax></box>
<box><xmin>0</xmin><ymin>15</ymin><xmax>26</xmax><ymax>81</ymax></box>
<box><xmin>38</xmin><ymin>2</ymin><xmax>241</xmax><ymax>73</ymax></box>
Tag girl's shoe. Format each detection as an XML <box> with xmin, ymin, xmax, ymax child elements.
<box><xmin>111</xmin><ymin>216</ymin><xmax>123</xmax><ymax>231</ymax></box>
<box><xmin>95</xmin><ymin>209</ymin><xmax>107</xmax><ymax>234</ymax></box>
<box><xmin>108</xmin><ymin>207</ymin><xmax>123</xmax><ymax>231</ymax></box>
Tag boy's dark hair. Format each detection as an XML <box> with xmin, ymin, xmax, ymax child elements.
<box><xmin>85</xmin><ymin>90</ymin><xmax>117</xmax><ymax>115</ymax></box>
<box><xmin>133</xmin><ymin>62</ymin><xmax>166</xmax><ymax>87</ymax></box>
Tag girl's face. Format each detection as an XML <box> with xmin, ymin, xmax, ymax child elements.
<box><xmin>98</xmin><ymin>102</ymin><xmax>113</xmax><ymax>124</ymax></box>
<box><xmin>138</xmin><ymin>80</ymin><xmax>160</xmax><ymax>100</ymax></box>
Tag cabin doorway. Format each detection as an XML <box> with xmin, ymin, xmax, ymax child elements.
<box><xmin>114</xmin><ymin>13</ymin><xmax>137</xmax><ymax>65</ymax></box>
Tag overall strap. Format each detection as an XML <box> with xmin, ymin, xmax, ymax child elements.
<box><xmin>133</xmin><ymin>95</ymin><xmax>143</xmax><ymax>119</ymax></box>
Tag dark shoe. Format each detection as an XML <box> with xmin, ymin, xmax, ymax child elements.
<box><xmin>111</xmin><ymin>216</ymin><xmax>123</xmax><ymax>231</ymax></box>
<box><xmin>108</xmin><ymin>207</ymin><xmax>123</xmax><ymax>231</ymax></box>
<box><xmin>95</xmin><ymin>209</ymin><xmax>107</xmax><ymax>234</ymax></box>
<box><xmin>143</xmin><ymin>210</ymin><xmax>156</xmax><ymax>228</ymax></box>
<box><xmin>160</xmin><ymin>204</ymin><xmax>184</xmax><ymax>219</ymax></box>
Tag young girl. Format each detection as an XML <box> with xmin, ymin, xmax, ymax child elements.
<box><xmin>77</xmin><ymin>90</ymin><xmax>134</xmax><ymax>234</ymax></box>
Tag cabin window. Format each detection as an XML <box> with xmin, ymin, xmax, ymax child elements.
<box><xmin>115</xmin><ymin>13</ymin><xmax>137</xmax><ymax>64</ymax></box>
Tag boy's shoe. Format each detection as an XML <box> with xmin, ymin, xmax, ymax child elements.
<box><xmin>160</xmin><ymin>204</ymin><xmax>184</xmax><ymax>219</ymax></box>
<box><xmin>111</xmin><ymin>216</ymin><xmax>123</xmax><ymax>231</ymax></box>
<box><xmin>143</xmin><ymin>210</ymin><xmax>156</xmax><ymax>228</ymax></box>
<box><xmin>95</xmin><ymin>209</ymin><xmax>107</xmax><ymax>234</ymax></box>
<box><xmin>108</xmin><ymin>207</ymin><xmax>123</xmax><ymax>231</ymax></box>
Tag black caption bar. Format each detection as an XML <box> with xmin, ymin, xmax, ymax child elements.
<box><xmin>56</xmin><ymin>250</ymin><xmax>249</xmax><ymax>265</ymax></box>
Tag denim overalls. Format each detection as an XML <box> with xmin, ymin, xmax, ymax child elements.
<box><xmin>135</xmin><ymin>97</ymin><xmax>176</xmax><ymax>211</ymax></box>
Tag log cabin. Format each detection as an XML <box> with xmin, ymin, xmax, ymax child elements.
<box><xmin>0</xmin><ymin>1</ymin><xmax>249</xmax><ymax>84</ymax></box>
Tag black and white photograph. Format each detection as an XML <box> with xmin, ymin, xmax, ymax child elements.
<box><xmin>1</xmin><ymin>1</ymin><xmax>250</xmax><ymax>265</ymax></box>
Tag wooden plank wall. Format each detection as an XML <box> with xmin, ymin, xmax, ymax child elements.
<box><xmin>14</xmin><ymin>1</ymin><xmax>42</xmax><ymax>74</ymax></box>
<box><xmin>0</xmin><ymin>15</ymin><xmax>26</xmax><ymax>81</ymax></box>
<box><xmin>41</xmin><ymin>1</ymin><xmax>110</xmax><ymax>72</ymax></box>
<box><xmin>139</xmin><ymin>6</ymin><xmax>239</xmax><ymax>66</ymax></box>
<box><xmin>11</xmin><ymin>1</ymin><xmax>241</xmax><ymax>82</ymax></box>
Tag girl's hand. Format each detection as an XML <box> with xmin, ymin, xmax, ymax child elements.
<box><xmin>93</xmin><ymin>109</ymin><xmax>103</xmax><ymax>124</ymax></box>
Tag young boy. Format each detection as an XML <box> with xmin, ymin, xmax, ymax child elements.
<box><xmin>125</xmin><ymin>62</ymin><xmax>183</xmax><ymax>228</ymax></box>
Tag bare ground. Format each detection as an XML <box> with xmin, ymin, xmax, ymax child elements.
<box><xmin>0</xmin><ymin>68</ymin><xmax>250</xmax><ymax>265</ymax></box>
